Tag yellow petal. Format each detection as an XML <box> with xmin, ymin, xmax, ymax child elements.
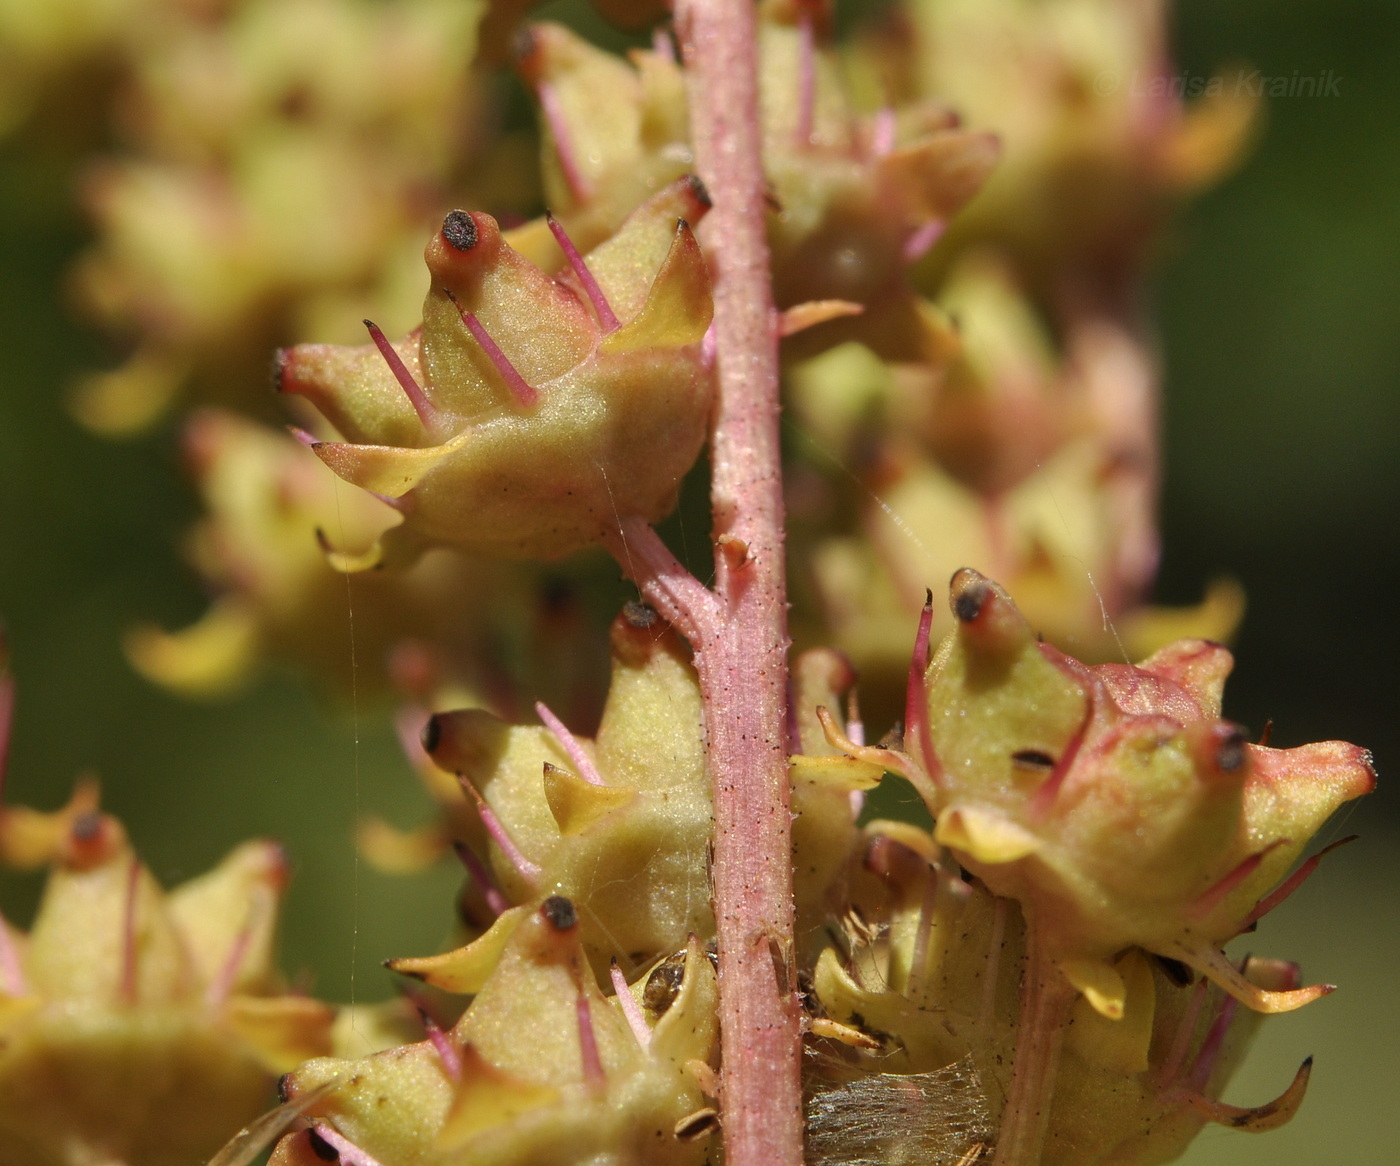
<box><xmin>312</xmin><ymin>431</ymin><xmax>469</xmax><ymax>498</ymax></box>
<box><xmin>934</xmin><ymin>805</ymin><xmax>1040</xmax><ymax>865</ymax></box>
<box><xmin>223</xmin><ymin>994</ymin><xmax>335</xmax><ymax>1073</ymax></box>
<box><xmin>386</xmin><ymin>906</ymin><xmax>528</xmax><ymax>995</ymax></box>
<box><xmin>541</xmin><ymin>765</ymin><xmax>635</xmax><ymax>836</ymax></box>
<box><xmin>599</xmin><ymin>220</ymin><xmax>712</xmax><ymax>353</ymax></box>
<box><xmin>1060</xmin><ymin>957</ymin><xmax>1128</xmax><ymax>1021</ymax></box>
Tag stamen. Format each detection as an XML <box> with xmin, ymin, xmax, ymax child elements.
<box><xmin>546</xmin><ymin>213</ymin><xmax>619</xmax><ymax>332</ymax></box>
<box><xmin>363</xmin><ymin>320</ymin><xmax>439</xmax><ymax>429</ymax></box>
<box><xmin>1156</xmin><ymin>977</ymin><xmax>1209</xmax><ymax>1088</ymax></box>
<box><xmin>207</xmin><ymin>917</ymin><xmax>255</xmax><ymax>1007</ymax></box>
<box><xmin>1186</xmin><ymin>987</ymin><xmax>1240</xmax><ymax>1093</ymax></box>
<box><xmin>1029</xmin><ymin>696</ymin><xmax>1093</xmax><ymax>819</ymax></box>
<box><xmin>610</xmin><ymin>960</ymin><xmax>652</xmax><ymax>1049</ymax></box>
<box><xmin>0</xmin><ymin>907</ymin><xmax>27</xmax><ymax>996</ymax></box>
<box><xmin>1190</xmin><ymin>839</ymin><xmax>1289</xmax><ymax>922</ymax></box>
<box><xmin>845</xmin><ymin>689</ymin><xmax>866</xmax><ymax>817</ymax></box>
<box><xmin>535</xmin><ymin>700</ymin><xmax>606</xmax><ymax>786</ymax></box>
<box><xmin>120</xmin><ymin>856</ymin><xmax>140</xmax><ymax>1005</ymax></box>
<box><xmin>902</xmin><ymin>220</ymin><xmax>947</xmax><ymax>265</ymax></box>
<box><xmin>418</xmin><ymin>1007</ymin><xmax>463</xmax><ymax>1082</ymax></box>
<box><xmin>576</xmin><ymin>991</ymin><xmax>607</xmax><ymax>1091</ymax></box>
<box><xmin>536</xmin><ymin>81</ymin><xmax>592</xmax><ymax>203</ymax></box>
<box><xmin>442</xmin><ymin>290</ymin><xmax>540</xmax><ymax>409</ymax></box>
<box><xmin>1238</xmin><ymin>835</ymin><xmax>1358</xmax><ymax>933</ymax></box>
<box><xmin>651</xmin><ymin>26</ymin><xmax>675</xmax><ymax>63</ymax></box>
<box><xmin>456</xmin><ymin>774</ymin><xmax>541</xmax><ymax>882</ymax></box>
<box><xmin>287</xmin><ymin>425</ymin><xmax>319</xmax><ymax>447</ymax></box>
<box><xmin>310</xmin><ymin>1124</ymin><xmax>386</xmax><ymax>1166</ymax></box>
<box><xmin>795</xmin><ymin>10</ymin><xmax>816</xmax><ymax>147</ymax></box>
<box><xmin>451</xmin><ymin>841</ymin><xmax>511</xmax><ymax>918</ymax></box>
<box><xmin>904</xmin><ymin>590</ymin><xmax>942</xmax><ymax>788</ymax></box>
<box><xmin>870</xmin><ymin>106</ymin><xmax>896</xmax><ymax>157</ymax></box>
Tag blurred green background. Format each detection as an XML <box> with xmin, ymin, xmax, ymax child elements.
<box><xmin>0</xmin><ymin>1</ymin><xmax>1396</xmax><ymax>1163</ymax></box>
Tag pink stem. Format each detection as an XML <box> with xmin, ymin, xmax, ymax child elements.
<box><xmin>675</xmin><ymin>3</ymin><xmax>802</xmax><ymax>1163</ymax></box>
<box><xmin>546</xmin><ymin>213</ymin><xmax>620</xmax><ymax>332</ymax></box>
<box><xmin>364</xmin><ymin>320</ymin><xmax>439</xmax><ymax>430</ymax></box>
<box><xmin>1190</xmin><ymin>839</ymin><xmax>1288</xmax><ymax>922</ymax></box>
<box><xmin>610</xmin><ymin>960</ymin><xmax>652</xmax><ymax>1049</ymax></box>
<box><xmin>601</xmin><ymin>518</ymin><xmax>721</xmax><ymax>647</ymax></box>
<box><xmin>442</xmin><ymin>290</ymin><xmax>540</xmax><ymax>409</ymax></box>
<box><xmin>535</xmin><ymin>700</ymin><xmax>606</xmax><ymax>786</ymax></box>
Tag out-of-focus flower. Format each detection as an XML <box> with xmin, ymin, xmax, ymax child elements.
<box><xmin>0</xmin><ymin>790</ymin><xmax>333</xmax><ymax>1165</ymax></box>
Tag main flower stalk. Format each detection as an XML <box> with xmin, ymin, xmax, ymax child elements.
<box><xmin>648</xmin><ymin>1</ymin><xmax>803</xmax><ymax>1163</ymax></box>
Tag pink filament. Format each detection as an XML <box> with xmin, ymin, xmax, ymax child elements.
<box><xmin>452</xmin><ymin>841</ymin><xmax>511</xmax><ymax>918</ymax></box>
<box><xmin>457</xmin><ymin>775</ymin><xmax>541</xmax><ymax>882</ymax></box>
<box><xmin>535</xmin><ymin>700</ymin><xmax>606</xmax><ymax>786</ymax></box>
<box><xmin>364</xmin><ymin>320</ymin><xmax>439</xmax><ymax>429</ymax></box>
<box><xmin>1239</xmin><ymin>835</ymin><xmax>1358</xmax><ymax>932</ymax></box>
<box><xmin>1191</xmin><ymin>839</ymin><xmax>1288</xmax><ymax>922</ymax></box>
<box><xmin>311</xmin><ymin>1124</ymin><xmax>386</xmax><ymax>1166</ymax></box>
<box><xmin>904</xmin><ymin>591</ymin><xmax>941</xmax><ymax>787</ymax></box>
<box><xmin>546</xmin><ymin>214</ymin><xmax>620</xmax><ymax>332</ymax></box>
<box><xmin>443</xmin><ymin>290</ymin><xmax>540</xmax><ymax>409</ymax></box>
<box><xmin>902</xmin><ymin>220</ymin><xmax>947</xmax><ymax>265</ymax></box>
<box><xmin>610</xmin><ymin>960</ymin><xmax>652</xmax><ymax>1049</ymax></box>
<box><xmin>870</xmin><ymin>107</ymin><xmax>897</xmax><ymax>157</ymax></box>
<box><xmin>206</xmin><ymin>918</ymin><xmax>254</xmax><ymax>1007</ymax></box>
<box><xmin>576</xmin><ymin>992</ymin><xmax>607</xmax><ymax>1091</ymax></box>
<box><xmin>537</xmin><ymin>81</ymin><xmax>592</xmax><ymax>203</ymax></box>
<box><xmin>419</xmin><ymin>1008</ymin><xmax>463</xmax><ymax>1081</ymax></box>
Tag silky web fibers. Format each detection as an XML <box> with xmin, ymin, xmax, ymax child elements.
<box><xmin>805</xmin><ymin>1053</ymin><xmax>995</xmax><ymax>1166</ymax></box>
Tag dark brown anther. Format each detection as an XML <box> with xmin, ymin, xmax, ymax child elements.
<box><xmin>1011</xmin><ymin>749</ymin><xmax>1056</xmax><ymax>772</ymax></box>
<box><xmin>270</xmin><ymin>348</ymin><xmax>291</xmax><ymax>393</ymax></box>
<box><xmin>442</xmin><ymin>210</ymin><xmax>478</xmax><ymax>251</ymax></box>
<box><xmin>71</xmin><ymin>811</ymin><xmax>101</xmax><ymax>841</ymax></box>
<box><xmin>952</xmin><ymin>573</ymin><xmax>989</xmax><ymax>623</ymax></box>
<box><xmin>623</xmin><ymin>600</ymin><xmax>659</xmax><ymax>629</ymax></box>
<box><xmin>541</xmin><ymin>895</ymin><xmax>578</xmax><ymax>931</ymax></box>
<box><xmin>687</xmin><ymin>174</ymin><xmax>712</xmax><ymax>207</ymax></box>
<box><xmin>307</xmin><ymin>1128</ymin><xmax>340</xmax><ymax>1161</ymax></box>
<box><xmin>420</xmin><ymin>714</ymin><xmax>442</xmax><ymax>755</ymax></box>
<box><xmin>1258</xmin><ymin>719</ymin><xmax>1274</xmax><ymax>747</ymax></box>
<box><xmin>673</xmin><ymin>1107</ymin><xmax>720</xmax><ymax>1142</ymax></box>
<box><xmin>276</xmin><ymin>1072</ymin><xmax>295</xmax><ymax>1102</ymax></box>
<box><xmin>1215</xmin><ymin>725</ymin><xmax>1250</xmax><ymax>773</ymax></box>
<box><xmin>1154</xmin><ymin>956</ymin><xmax>1196</xmax><ymax>987</ymax></box>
